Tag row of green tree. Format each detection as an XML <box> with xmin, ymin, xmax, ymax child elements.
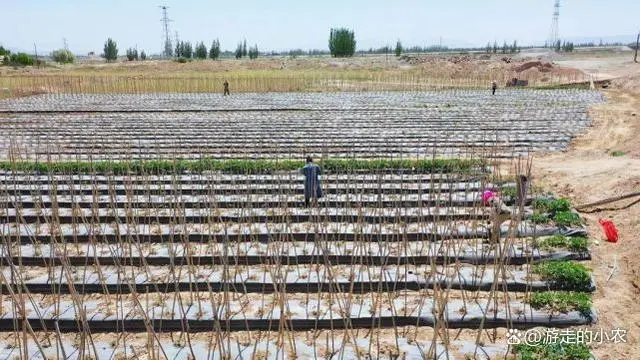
<box><xmin>362</xmin><ymin>41</ymin><xmax>404</xmax><ymax>56</ymax></box>
<box><xmin>5</xmin><ymin>28</ymin><xmax>606</xmax><ymax>66</ymax></box>
<box><xmin>125</xmin><ymin>48</ymin><xmax>147</xmax><ymax>61</ymax></box>
<box><xmin>233</xmin><ymin>40</ymin><xmax>259</xmax><ymax>59</ymax></box>
<box><xmin>485</xmin><ymin>41</ymin><xmax>520</xmax><ymax>54</ymax></box>
<box><xmin>104</xmin><ymin>38</ymin><xmax>151</xmax><ymax>62</ymax></box>
<box><xmin>2</xmin><ymin>27</ymin><xmax>513</xmax><ymax>65</ymax></box>
<box><xmin>104</xmin><ymin>38</ymin><xmax>251</xmax><ymax>61</ymax></box>
<box><xmin>551</xmin><ymin>40</ymin><xmax>575</xmax><ymax>52</ymax></box>
<box><xmin>0</xmin><ymin>45</ymin><xmax>76</xmax><ymax>65</ymax></box>
<box><xmin>545</xmin><ymin>40</ymin><xmax>624</xmax><ymax>49</ymax></box>
<box><xmin>174</xmin><ymin>40</ymin><xmax>223</xmax><ymax>59</ymax></box>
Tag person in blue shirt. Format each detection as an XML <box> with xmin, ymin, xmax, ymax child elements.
<box><xmin>301</xmin><ymin>156</ymin><xmax>323</xmax><ymax>207</ymax></box>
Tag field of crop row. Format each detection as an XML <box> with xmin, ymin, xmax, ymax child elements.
<box><xmin>0</xmin><ymin>90</ymin><xmax>602</xmax><ymax>112</ymax></box>
<box><xmin>0</xmin><ymin>165</ymin><xmax>596</xmax><ymax>359</ymax></box>
<box><xmin>0</xmin><ymin>90</ymin><xmax>602</xmax><ymax>160</ymax></box>
<box><xmin>0</xmin><ymin>89</ymin><xmax>600</xmax><ymax>359</ymax></box>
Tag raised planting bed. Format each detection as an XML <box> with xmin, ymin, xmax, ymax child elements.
<box><xmin>0</xmin><ymin>206</ymin><xmax>491</xmax><ymax>224</ymax></box>
<box><xmin>0</xmin><ymin>90</ymin><xmax>604</xmax><ymax>112</ymax></box>
<box><xmin>0</xmin><ymin>329</ymin><xmax>518</xmax><ymax>360</ymax></box>
<box><xmin>0</xmin><ymin>158</ymin><xmax>486</xmax><ymax>175</ymax></box>
<box><xmin>0</xmin><ymin>181</ymin><xmax>495</xmax><ymax>196</ymax></box>
<box><xmin>0</xmin><ymin>328</ymin><xmax>596</xmax><ymax>359</ymax></box>
<box><xmin>0</xmin><ymin>192</ymin><xmax>507</xmax><ymax>209</ymax></box>
<box><xmin>0</xmin><ymin>221</ymin><xmax>589</xmax><ymax>243</ymax></box>
<box><xmin>0</xmin><ymin>172</ymin><xmax>480</xmax><ymax>184</ymax></box>
<box><xmin>0</xmin><ymin>292</ymin><xmax>597</xmax><ymax>332</ymax></box>
<box><xmin>0</xmin><ymin>263</ymin><xmax>596</xmax><ymax>294</ymax></box>
<box><xmin>0</xmin><ymin>238</ymin><xmax>590</xmax><ymax>267</ymax></box>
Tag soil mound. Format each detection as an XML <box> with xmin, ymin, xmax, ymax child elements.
<box><xmin>513</xmin><ymin>61</ymin><xmax>553</xmax><ymax>73</ymax></box>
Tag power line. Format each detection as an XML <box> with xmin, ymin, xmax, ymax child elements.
<box><xmin>159</xmin><ymin>5</ymin><xmax>173</xmax><ymax>57</ymax></box>
<box><xmin>547</xmin><ymin>0</ymin><xmax>560</xmax><ymax>47</ymax></box>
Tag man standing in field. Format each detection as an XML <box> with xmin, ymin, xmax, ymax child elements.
<box><xmin>223</xmin><ymin>80</ymin><xmax>230</xmax><ymax>96</ymax></box>
<box><xmin>491</xmin><ymin>81</ymin><xmax>497</xmax><ymax>95</ymax></box>
<box><xmin>301</xmin><ymin>156</ymin><xmax>323</xmax><ymax>207</ymax></box>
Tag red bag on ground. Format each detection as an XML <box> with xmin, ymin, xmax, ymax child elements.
<box><xmin>599</xmin><ymin>219</ymin><xmax>619</xmax><ymax>243</ymax></box>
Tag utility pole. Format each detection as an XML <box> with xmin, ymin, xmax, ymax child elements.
<box><xmin>174</xmin><ymin>31</ymin><xmax>180</xmax><ymax>57</ymax></box>
<box><xmin>33</xmin><ymin>43</ymin><xmax>38</xmax><ymax>67</ymax></box>
<box><xmin>635</xmin><ymin>31</ymin><xmax>639</xmax><ymax>63</ymax></box>
<box><xmin>548</xmin><ymin>0</ymin><xmax>560</xmax><ymax>50</ymax></box>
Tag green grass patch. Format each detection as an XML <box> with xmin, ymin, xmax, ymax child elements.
<box><xmin>534</xmin><ymin>235</ymin><xmax>589</xmax><ymax>253</ymax></box>
<box><xmin>531</xmin><ymin>198</ymin><xmax>581</xmax><ymax>227</ymax></box>
<box><xmin>512</xmin><ymin>339</ymin><xmax>591</xmax><ymax>360</ymax></box>
<box><xmin>552</xmin><ymin>211</ymin><xmax>582</xmax><ymax>227</ymax></box>
<box><xmin>610</xmin><ymin>150</ymin><xmax>625</xmax><ymax>157</ymax></box>
<box><xmin>533</xmin><ymin>198</ymin><xmax>571</xmax><ymax>213</ymax></box>
<box><xmin>322</xmin><ymin>158</ymin><xmax>483</xmax><ymax>172</ymax></box>
<box><xmin>530</xmin><ymin>212</ymin><xmax>550</xmax><ymax>224</ymax></box>
<box><xmin>532</xmin><ymin>261</ymin><xmax>592</xmax><ymax>292</ymax></box>
<box><xmin>0</xmin><ymin>158</ymin><xmax>485</xmax><ymax>175</ymax></box>
<box><xmin>501</xmin><ymin>186</ymin><xmax>517</xmax><ymax>198</ymax></box>
<box><xmin>529</xmin><ymin>291</ymin><xmax>592</xmax><ymax>317</ymax></box>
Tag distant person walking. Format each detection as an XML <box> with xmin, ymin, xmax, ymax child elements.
<box><xmin>301</xmin><ymin>156</ymin><xmax>323</xmax><ymax>207</ymax></box>
<box><xmin>491</xmin><ymin>81</ymin><xmax>497</xmax><ymax>95</ymax></box>
<box><xmin>223</xmin><ymin>80</ymin><xmax>230</xmax><ymax>96</ymax></box>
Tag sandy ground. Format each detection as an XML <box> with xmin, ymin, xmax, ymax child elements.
<box><xmin>531</xmin><ymin>66</ymin><xmax>640</xmax><ymax>358</ymax></box>
<box><xmin>554</xmin><ymin>50</ymin><xmax>640</xmax><ymax>81</ymax></box>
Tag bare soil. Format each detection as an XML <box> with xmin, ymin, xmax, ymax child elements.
<box><xmin>532</xmin><ymin>80</ymin><xmax>640</xmax><ymax>359</ymax></box>
<box><xmin>554</xmin><ymin>50</ymin><xmax>640</xmax><ymax>81</ymax></box>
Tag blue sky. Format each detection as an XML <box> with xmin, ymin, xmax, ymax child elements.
<box><xmin>2</xmin><ymin>0</ymin><xmax>639</xmax><ymax>54</ymax></box>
